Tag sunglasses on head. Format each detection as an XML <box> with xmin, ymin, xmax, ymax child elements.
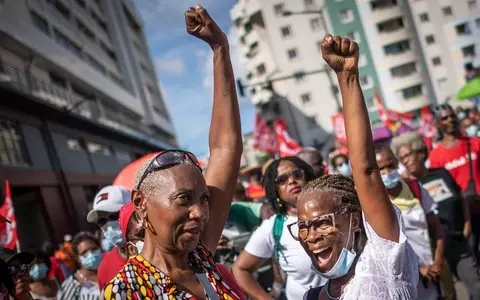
<box><xmin>136</xmin><ymin>150</ymin><xmax>202</xmax><ymax>190</ymax></box>
<box><xmin>275</xmin><ymin>169</ymin><xmax>305</xmax><ymax>186</ymax></box>
<box><xmin>8</xmin><ymin>264</ymin><xmax>30</xmax><ymax>276</ymax></box>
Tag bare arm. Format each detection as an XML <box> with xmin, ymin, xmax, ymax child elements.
<box><xmin>184</xmin><ymin>6</ymin><xmax>242</xmax><ymax>253</ymax></box>
<box><xmin>426</xmin><ymin>212</ymin><xmax>445</xmax><ymax>267</ymax></box>
<box><xmin>322</xmin><ymin>35</ymin><xmax>398</xmax><ymax>242</ymax></box>
<box><xmin>232</xmin><ymin>252</ymin><xmax>271</xmax><ymax>300</ymax></box>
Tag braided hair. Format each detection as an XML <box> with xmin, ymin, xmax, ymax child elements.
<box><xmin>301</xmin><ymin>174</ymin><xmax>367</xmax><ymax>251</ymax></box>
<box><xmin>262</xmin><ymin>156</ymin><xmax>315</xmax><ymax>214</ymax></box>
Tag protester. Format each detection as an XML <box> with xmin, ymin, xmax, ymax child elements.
<box><xmin>392</xmin><ymin>131</ymin><xmax>480</xmax><ymax>299</ymax></box>
<box><xmin>330</xmin><ymin>153</ymin><xmax>352</xmax><ymax>177</ymax></box>
<box><xmin>242</xmin><ymin>165</ymin><xmax>266</xmax><ymax>201</ymax></box>
<box><xmin>461</xmin><ymin>115</ymin><xmax>479</xmax><ymax>138</ymax></box>
<box><xmin>375</xmin><ymin>144</ymin><xmax>445</xmax><ymax>299</ymax></box>
<box><xmin>103</xmin><ymin>5</ymin><xmax>244</xmax><ymax>299</ymax></box>
<box><xmin>57</xmin><ymin>232</ymin><xmax>102</xmax><ymax>300</ymax></box>
<box><xmin>0</xmin><ymin>258</ymin><xmax>15</xmax><ymax>299</ymax></box>
<box><xmin>118</xmin><ymin>202</ymin><xmax>144</xmax><ymax>258</ymax></box>
<box><xmin>41</xmin><ymin>241</ymin><xmax>68</xmax><ymax>283</ymax></box>
<box><xmin>54</xmin><ymin>235</ymin><xmax>75</xmax><ymax>273</ymax></box>
<box><xmin>29</xmin><ymin>251</ymin><xmax>58</xmax><ymax>300</ymax></box>
<box><xmin>294</xmin><ymin>34</ymin><xmax>419</xmax><ymax>299</ymax></box>
<box><xmin>430</xmin><ymin>104</ymin><xmax>480</xmax><ymax>262</ymax></box>
<box><xmin>86</xmin><ymin>185</ymin><xmax>130</xmax><ymax>289</ymax></box>
<box><xmin>297</xmin><ymin>147</ymin><xmax>326</xmax><ymax>178</ymax></box>
<box><xmin>232</xmin><ymin>157</ymin><xmax>326</xmax><ymax>299</ymax></box>
<box><xmin>0</xmin><ymin>248</ymin><xmax>34</xmax><ymax>300</ymax></box>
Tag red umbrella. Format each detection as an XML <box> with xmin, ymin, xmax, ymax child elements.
<box><xmin>113</xmin><ymin>152</ymin><xmax>160</xmax><ymax>191</ymax></box>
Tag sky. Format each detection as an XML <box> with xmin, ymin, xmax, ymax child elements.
<box><xmin>134</xmin><ymin>0</ymin><xmax>255</xmax><ymax>157</ymax></box>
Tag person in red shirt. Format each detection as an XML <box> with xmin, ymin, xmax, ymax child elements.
<box><xmin>241</xmin><ymin>166</ymin><xmax>266</xmax><ymax>201</ymax></box>
<box><xmin>429</xmin><ymin>104</ymin><xmax>480</xmax><ymax>261</ymax></box>
<box><xmin>86</xmin><ymin>185</ymin><xmax>131</xmax><ymax>289</ymax></box>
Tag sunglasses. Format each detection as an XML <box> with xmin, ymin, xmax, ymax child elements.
<box><xmin>97</xmin><ymin>213</ymin><xmax>120</xmax><ymax>228</ymax></box>
<box><xmin>287</xmin><ymin>213</ymin><xmax>336</xmax><ymax>241</ymax></box>
<box><xmin>136</xmin><ymin>150</ymin><xmax>202</xmax><ymax>190</ymax></box>
<box><xmin>275</xmin><ymin>169</ymin><xmax>305</xmax><ymax>186</ymax></box>
<box><xmin>8</xmin><ymin>264</ymin><xmax>30</xmax><ymax>276</ymax></box>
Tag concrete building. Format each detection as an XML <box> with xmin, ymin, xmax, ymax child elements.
<box><xmin>0</xmin><ymin>0</ymin><xmax>176</xmax><ymax>249</ymax></box>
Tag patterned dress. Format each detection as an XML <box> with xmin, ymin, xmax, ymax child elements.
<box><xmin>103</xmin><ymin>243</ymin><xmax>241</xmax><ymax>300</ymax></box>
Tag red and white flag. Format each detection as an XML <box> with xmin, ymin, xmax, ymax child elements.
<box><xmin>274</xmin><ymin>119</ymin><xmax>302</xmax><ymax>157</ymax></box>
<box><xmin>374</xmin><ymin>90</ymin><xmax>413</xmax><ymax>127</ymax></box>
<box><xmin>253</xmin><ymin>113</ymin><xmax>278</xmax><ymax>155</ymax></box>
<box><xmin>331</xmin><ymin>113</ymin><xmax>347</xmax><ymax>144</ymax></box>
<box><xmin>0</xmin><ymin>180</ymin><xmax>18</xmax><ymax>250</ymax></box>
<box><xmin>418</xmin><ymin>107</ymin><xmax>437</xmax><ymax>138</ymax></box>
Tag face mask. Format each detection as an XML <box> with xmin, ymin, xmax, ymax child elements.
<box><xmin>312</xmin><ymin>214</ymin><xmax>356</xmax><ymax>279</ymax></box>
<box><xmin>135</xmin><ymin>241</ymin><xmax>144</xmax><ymax>253</ymax></box>
<box><xmin>101</xmin><ymin>238</ymin><xmax>114</xmax><ymax>252</ymax></box>
<box><xmin>466</xmin><ymin>124</ymin><xmax>478</xmax><ymax>137</ymax></box>
<box><xmin>336</xmin><ymin>163</ymin><xmax>351</xmax><ymax>176</ymax></box>
<box><xmin>381</xmin><ymin>170</ymin><xmax>401</xmax><ymax>189</ymax></box>
<box><xmin>29</xmin><ymin>263</ymin><xmax>49</xmax><ymax>281</ymax></box>
<box><xmin>101</xmin><ymin>220</ymin><xmax>125</xmax><ymax>248</ymax></box>
<box><xmin>80</xmin><ymin>250</ymin><xmax>103</xmax><ymax>270</ymax></box>
<box><xmin>458</xmin><ymin>112</ymin><xmax>467</xmax><ymax>120</ymax></box>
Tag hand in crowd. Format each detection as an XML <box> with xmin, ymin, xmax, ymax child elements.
<box><xmin>321</xmin><ymin>34</ymin><xmax>359</xmax><ymax>76</ymax></box>
<box><xmin>216</xmin><ymin>235</ymin><xmax>231</xmax><ymax>251</ymax></box>
<box><xmin>185</xmin><ymin>5</ymin><xmax>228</xmax><ymax>48</ymax></box>
<box><xmin>419</xmin><ymin>264</ymin><xmax>441</xmax><ymax>282</ymax></box>
<box><xmin>464</xmin><ymin>220</ymin><xmax>472</xmax><ymax>240</ymax></box>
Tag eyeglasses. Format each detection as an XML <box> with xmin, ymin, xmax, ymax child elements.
<box><xmin>287</xmin><ymin>213</ymin><xmax>336</xmax><ymax>241</ymax></box>
<box><xmin>8</xmin><ymin>264</ymin><xmax>30</xmax><ymax>276</ymax></box>
<box><xmin>136</xmin><ymin>150</ymin><xmax>202</xmax><ymax>190</ymax></box>
<box><xmin>275</xmin><ymin>169</ymin><xmax>305</xmax><ymax>186</ymax></box>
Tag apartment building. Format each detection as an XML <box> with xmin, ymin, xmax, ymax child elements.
<box><xmin>0</xmin><ymin>0</ymin><xmax>176</xmax><ymax>249</ymax></box>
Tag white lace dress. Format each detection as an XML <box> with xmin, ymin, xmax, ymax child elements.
<box><xmin>341</xmin><ymin>207</ymin><xmax>419</xmax><ymax>300</ymax></box>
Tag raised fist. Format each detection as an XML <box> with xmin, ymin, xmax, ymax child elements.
<box><xmin>321</xmin><ymin>34</ymin><xmax>359</xmax><ymax>75</ymax></box>
<box><xmin>185</xmin><ymin>5</ymin><xmax>228</xmax><ymax>48</ymax></box>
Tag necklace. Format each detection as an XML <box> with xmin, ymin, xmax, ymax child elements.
<box><xmin>325</xmin><ymin>281</ymin><xmax>341</xmax><ymax>300</ymax></box>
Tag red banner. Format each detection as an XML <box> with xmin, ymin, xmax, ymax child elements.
<box><xmin>0</xmin><ymin>180</ymin><xmax>18</xmax><ymax>250</ymax></box>
<box><xmin>253</xmin><ymin>113</ymin><xmax>278</xmax><ymax>154</ymax></box>
<box><xmin>331</xmin><ymin>112</ymin><xmax>346</xmax><ymax>144</ymax></box>
<box><xmin>274</xmin><ymin>119</ymin><xmax>302</xmax><ymax>157</ymax></box>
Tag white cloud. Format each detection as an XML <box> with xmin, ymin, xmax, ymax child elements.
<box><xmin>155</xmin><ymin>57</ymin><xmax>186</xmax><ymax>77</ymax></box>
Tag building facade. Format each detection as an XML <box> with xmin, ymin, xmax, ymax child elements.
<box><xmin>0</xmin><ymin>0</ymin><xmax>176</xmax><ymax>249</ymax></box>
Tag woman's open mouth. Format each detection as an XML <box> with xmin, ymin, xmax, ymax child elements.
<box><xmin>312</xmin><ymin>247</ymin><xmax>333</xmax><ymax>269</ymax></box>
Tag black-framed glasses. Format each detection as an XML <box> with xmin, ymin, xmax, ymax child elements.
<box><xmin>136</xmin><ymin>150</ymin><xmax>202</xmax><ymax>190</ymax></box>
<box><xmin>275</xmin><ymin>169</ymin><xmax>305</xmax><ymax>186</ymax></box>
<box><xmin>287</xmin><ymin>213</ymin><xmax>336</xmax><ymax>241</ymax></box>
<box><xmin>8</xmin><ymin>264</ymin><xmax>30</xmax><ymax>276</ymax></box>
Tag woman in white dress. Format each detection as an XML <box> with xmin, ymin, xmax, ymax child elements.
<box><xmin>291</xmin><ymin>34</ymin><xmax>420</xmax><ymax>299</ymax></box>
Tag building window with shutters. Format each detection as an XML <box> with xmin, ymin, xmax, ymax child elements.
<box><xmin>0</xmin><ymin>119</ymin><xmax>30</xmax><ymax>167</ymax></box>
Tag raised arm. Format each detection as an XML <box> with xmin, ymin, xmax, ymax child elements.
<box><xmin>321</xmin><ymin>35</ymin><xmax>399</xmax><ymax>242</ymax></box>
<box><xmin>185</xmin><ymin>5</ymin><xmax>242</xmax><ymax>252</ymax></box>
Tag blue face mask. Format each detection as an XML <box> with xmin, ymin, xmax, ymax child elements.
<box><xmin>458</xmin><ymin>112</ymin><xmax>467</xmax><ymax>120</ymax></box>
<box><xmin>101</xmin><ymin>220</ymin><xmax>125</xmax><ymax>248</ymax></box>
<box><xmin>29</xmin><ymin>263</ymin><xmax>49</xmax><ymax>281</ymax></box>
<box><xmin>101</xmin><ymin>238</ymin><xmax>114</xmax><ymax>252</ymax></box>
<box><xmin>466</xmin><ymin>124</ymin><xmax>478</xmax><ymax>137</ymax></box>
<box><xmin>336</xmin><ymin>162</ymin><xmax>352</xmax><ymax>176</ymax></box>
<box><xmin>381</xmin><ymin>170</ymin><xmax>401</xmax><ymax>189</ymax></box>
<box><xmin>80</xmin><ymin>250</ymin><xmax>103</xmax><ymax>270</ymax></box>
<box><xmin>312</xmin><ymin>214</ymin><xmax>356</xmax><ymax>279</ymax></box>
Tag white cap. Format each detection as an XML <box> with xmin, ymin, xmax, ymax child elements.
<box><xmin>86</xmin><ymin>185</ymin><xmax>131</xmax><ymax>223</ymax></box>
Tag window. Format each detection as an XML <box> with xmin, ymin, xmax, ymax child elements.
<box><xmin>87</xmin><ymin>141</ymin><xmax>112</xmax><ymax>156</ymax></box>
<box><xmin>377</xmin><ymin>17</ymin><xmax>404</xmax><ymax>33</ymax></box>
<box><xmin>100</xmin><ymin>42</ymin><xmax>117</xmax><ymax>62</ymax></box>
<box><xmin>401</xmin><ymin>84</ymin><xmax>422</xmax><ymax>99</ymax></box>
<box><xmin>345</xmin><ymin>31</ymin><xmax>361</xmax><ymax>42</ymax></box>
<box><xmin>305</xmin><ymin>0</ymin><xmax>315</xmax><ymax>4</ymax></box>
<box><xmin>301</xmin><ymin>93</ymin><xmax>311</xmax><ymax>104</ymax></box>
<box><xmin>53</xmin><ymin>29</ymin><xmax>83</xmax><ymax>58</ymax></box>
<box><xmin>419</xmin><ymin>13</ymin><xmax>429</xmax><ymax>23</ymax></box>
<box><xmin>390</xmin><ymin>62</ymin><xmax>417</xmax><ymax>77</ymax></box>
<box><xmin>307</xmin><ymin>116</ymin><xmax>317</xmax><ymax>129</ymax></box>
<box><xmin>294</xmin><ymin>71</ymin><xmax>306</xmax><ymax>82</ymax></box>
<box><xmin>437</xmin><ymin>77</ymin><xmax>447</xmax><ymax>87</ymax></box>
<box><xmin>76</xmin><ymin>19</ymin><xmax>95</xmax><ymax>41</ymax></box>
<box><xmin>67</xmin><ymin>138</ymin><xmax>83</xmax><ymax>151</ymax></box>
<box><xmin>287</xmin><ymin>48</ymin><xmax>298</xmax><ymax>59</ymax></box>
<box><xmin>281</xmin><ymin>26</ymin><xmax>292</xmax><ymax>37</ymax></box>
<box><xmin>50</xmin><ymin>0</ymin><xmax>70</xmax><ymax>19</ymax></box>
<box><xmin>31</xmin><ymin>11</ymin><xmax>49</xmax><ymax>36</ymax></box>
<box><xmin>90</xmin><ymin>9</ymin><xmax>108</xmax><ymax>35</ymax></box>
<box><xmin>274</xmin><ymin>3</ymin><xmax>284</xmax><ymax>16</ymax></box>
<box><xmin>246</xmin><ymin>72</ymin><xmax>253</xmax><ymax>80</ymax></box>
<box><xmin>250</xmin><ymin>87</ymin><xmax>256</xmax><ymax>95</ymax></box>
<box><xmin>462</xmin><ymin>45</ymin><xmax>476</xmax><ymax>58</ymax></box>
<box><xmin>339</xmin><ymin>9</ymin><xmax>354</xmax><ymax>23</ymax></box>
<box><xmin>370</xmin><ymin>0</ymin><xmax>397</xmax><ymax>10</ymax></box>
<box><xmin>476</xmin><ymin>18</ymin><xmax>480</xmax><ymax>29</ymax></box>
<box><xmin>86</xmin><ymin>54</ymin><xmax>106</xmax><ymax>74</ymax></box>
<box><xmin>432</xmin><ymin>56</ymin><xmax>442</xmax><ymax>66</ymax></box>
<box><xmin>384</xmin><ymin>40</ymin><xmax>410</xmax><ymax>55</ymax></box>
<box><xmin>360</xmin><ymin>76</ymin><xmax>372</xmax><ymax>89</ymax></box>
<box><xmin>425</xmin><ymin>35</ymin><xmax>435</xmax><ymax>44</ymax></box>
<box><xmin>310</xmin><ymin>18</ymin><xmax>321</xmax><ymax>30</ymax></box>
<box><xmin>0</xmin><ymin>119</ymin><xmax>30</xmax><ymax>167</ymax></box>
<box><xmin>256</xmin><ymin>63</ymin><xmax>266</xmax><ymax>75</ymax></box>
<box><xmin>75</xmin><ymin>0</ymin><xmax>86</xmax><ymax>8</ymax></box>
<box><xmin>359</xmin><ymin>54</ymin><xmax>367</xmax><ymax>68</ymax></box>
<box><xmin>115</xmin><ymin>149</ymin><xmax>132</xmax><ymax>163</ymax></box>
<box><xmin>455</xmin><ymin>23</ymin><xmax>471</xmax><ymax>35</ymax></box>
<box><xmin>442</xmin><ymin>6</ymin><xmax>452</xmax><ymax>16</ymax></box>
<box><xmin>468</xmin><ymin>0</ymin><xmax>477</xmax><ymax>9</ymax></box>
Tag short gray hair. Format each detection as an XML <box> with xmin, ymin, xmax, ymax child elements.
<box><xmin>390</xmin><ymin>132</ymin><xmax>427</xmax><ymax>159</ymax></box>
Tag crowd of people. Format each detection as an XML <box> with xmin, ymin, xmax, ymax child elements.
<box><xmin>1</xmin><ymin>5</ymin><xmax>480</xmax><ymax>300</ymax></box>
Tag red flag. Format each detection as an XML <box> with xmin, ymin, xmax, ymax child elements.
<box><xmin>418</xmin><ymin>107</ymin><xmax>437</xmax><ymax>139</ymax></box>
<box><xmin>331</xmin><ymin>112</ymin><xmax>347</xmax><ymax>144</ymax></box>
<box><xmin>253</xmin><ymin>113</ymin><xmax>278</xmax><ymax>154</ymax></box>
<box><xmin>273</xmin><ymin>119</ymin><xmax>302</xmax><ymax>157</ymax></box>
<box><xmin>0</xmin><ymin>180</ymin><xmax>18</xmax><ymax>250</ymax></box>
<box><xmin>375</xmin><ymin>90</ymin><xmax>413</xmax><ymax>128</ymax></box>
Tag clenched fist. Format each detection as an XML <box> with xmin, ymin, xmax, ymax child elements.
<box><xmin>185</xmin><ymin>5</ymin><xmax>228</xmax><ymax>48</ymax></box>
<box><xmin>321</xmin><ymin>34</ymin><xmax>359</xmax><ymax>75</ymax></box>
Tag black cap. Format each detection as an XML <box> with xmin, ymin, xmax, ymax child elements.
<box><xmin>0</xmin><ymin>248</ymin><xmax>34</xmax><ymax>264</ymax></box>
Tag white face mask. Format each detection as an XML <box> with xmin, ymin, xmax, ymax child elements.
<box><xmin>135</xmin><ymin>240</ymin><xmax>144</xmax><ymax>253</ymax></box>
